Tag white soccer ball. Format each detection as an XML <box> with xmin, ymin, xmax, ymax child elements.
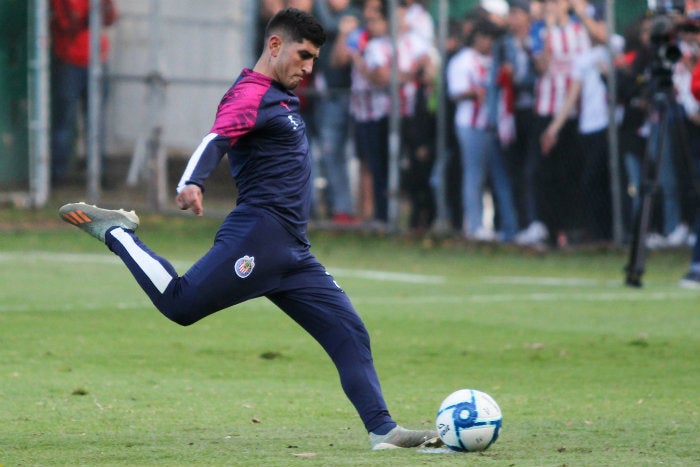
<box><xmin>436</xmin><ymin>388</ymin><xmax>502</xmax><ymax>452</ymax></box>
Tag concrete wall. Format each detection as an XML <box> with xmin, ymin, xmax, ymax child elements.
<box><xmin>106</xmin><ymin>0</ymin><xmax>256</xmax><ymax>157</ymax></box>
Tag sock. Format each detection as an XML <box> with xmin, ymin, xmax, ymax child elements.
<box><xmin>370</xmin><ymin>422</ymin><xmax>397</xmax><ymax>435</ymax></box>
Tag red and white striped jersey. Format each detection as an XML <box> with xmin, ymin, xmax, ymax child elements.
<box><xmin>350</xmin><ymin>36</ymin><xmax>392</xmax><ymax>122</ymax></box>
<box><xmin>397</xmin><ymin>31</ymin><xmax>431</xmax><ymax>117</ymax></box>
<box><xmin>350</xmin><ymin>32</ymin><xmax>430</xmax><ymax>122</ymax></box>
<box><xmin>534</xmin><ymin>19</ymin><xmax>591</xmax><ymax>117</ymax></box>
<box><xmin>446</xmin><ymin>47</ymin><xmax>491</xmax><ymax>129</ymax></box>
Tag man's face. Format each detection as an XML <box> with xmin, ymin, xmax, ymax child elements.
<box><xmin>508</xmin><ymin>7</ymin><xmax>530</xmax><ymax>33</ymax></box>
<box><xmin>272</xmin><ymin>37</ymin><xmax>320</xmax><ymax>90</ymax></box>
<box><xmin>545</xmin><ymin>0</ymin><xmax>570</xmax><ymax>19</ymax></box>
<box><xmin>328</xmin><ymin>0</ymin><xmax>350</xmax><ymax>12</ymax></box>
<box><xmin>473</xmin><ymin>33</ymin><xmax>494</xmax><ymax>55</ymax></box>
<box><xmin>365</xmin><ymin>11</ymin><xmax>388</xmax><ymax>38</ymax></box>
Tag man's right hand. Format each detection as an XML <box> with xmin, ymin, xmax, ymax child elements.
<box><xmin>176</xmin><ymin>184</ymin><xmax>204</xmax><ymax>216</ymax></box>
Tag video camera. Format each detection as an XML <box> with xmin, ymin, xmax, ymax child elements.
<box><xmin>645</xmin><ymin>0</ymin><xmax>687</xmax><ymax>90</ymax></box>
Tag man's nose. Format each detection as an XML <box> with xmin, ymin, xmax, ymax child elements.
<box><xmin>302</xmin><ymin>60</ymin><xmax>314</xmax><ymax>75</ymax></box>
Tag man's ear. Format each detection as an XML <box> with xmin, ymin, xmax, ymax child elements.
<box><xmin>268</xmin><ymin>34</ymin><xmax>283</xmax><ymax>58</ymax></box>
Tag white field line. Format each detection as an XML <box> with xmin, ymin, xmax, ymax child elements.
<box><xmin>0</xmin><ymin>251</ymin><xmax>193</xmax><ymax>269</ymax></box>
<box><xmin>0</xmin><ymin>250</ymin><xmax>121</xmax><ymax>265</ymax></box>
<box><xmin>328</xmin><ymin>267</ymin><xmax>445</xmax><ymax>284</ymax></box>
<box><xmin>0</xmin><ymin>252</ymin><xmax>603</xmax><ymax>287</ymax></box>
<box><xmin>0</xmin><ymin>290</ymin><xmax>690</xmax><ymax>313</ymax></box>
<box><xmin>352</xmin><ymin>291</ymin><xmax>694</xmax><ymax>305</ymax></box>
<box><xmin>0</xmin><ymin>251</ymin><xmax>445</xmax><ymax>284</ymax></box>
<box><xmin>482</xmin><ymin>276</ymin><xmax>602</xmax><ymax>287</ymax></box>
<box><xmin>0</xmin><ymin>252</ymin><xmax>694</xmax><ymax>313</ymax></box>
<box><xmin>0</xmin><ymin>300</ymin><xmax>153</xmax><ymax>313</ymax></box>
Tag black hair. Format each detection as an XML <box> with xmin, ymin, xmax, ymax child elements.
<box><xmin>265</xmin><ymin>8</ymin><xmax>326</xmax><ymax>47</ymax></box>
<box><xmin>465</xmin><ymin>19</ymin><xmax>502</xmax><ymax>46</ymax></box>
<box><xmin>463</xmin><ymin>6</ymin><xmax>490</xmax><ymax>24</ymax></box>
<box><xmin>374</xmin><ymin>0</ymin><xmax>390</xmax><ymax>20</ymax></box>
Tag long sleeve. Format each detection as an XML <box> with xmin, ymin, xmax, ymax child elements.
<box><xmin>176</xmin><ymin>133</ymin><xmax>231</xmax><ymax>193</ymax></box>
<box><xmin>177</xmin><ymin>70</ymin><xmax>265</xmax><ymax>193</ymax></box>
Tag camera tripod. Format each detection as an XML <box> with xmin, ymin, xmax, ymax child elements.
<box><xmin>624</xmin><ymin>71</ymin><xmax>700</xmax><ymax>287</ymax></box>
<box><xmin>624</xmin><ymin>87</ymin><xmax>673</xmax><ymax>288</ymax></box>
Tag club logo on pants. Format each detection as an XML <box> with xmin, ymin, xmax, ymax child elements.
<box><xmin>235</xmin><ymin>255</ymin><xmax>255</xmax><ymax>278</ymax></box>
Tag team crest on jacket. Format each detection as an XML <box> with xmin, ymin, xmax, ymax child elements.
<box><xmin>235</xmin><ymin>255</ymin><xmax>255</xmax><ymax>278</ymax></box>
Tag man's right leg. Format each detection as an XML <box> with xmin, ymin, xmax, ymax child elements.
<box><xmin>59</xmin><ymin>203</ymin><xmax>275</xmax><ymax>326</ymax></box>
<box><xmin>267</xmin><ymin>258</ymin><xmax>440</xmax><ymax>449</ymax></box>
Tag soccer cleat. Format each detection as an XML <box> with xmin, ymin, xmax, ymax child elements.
<box><xmin>59</xmin><ymin>202</ymin><xmax>139</xmax><ymax>243</ymax></box>
<box><xmin>369</xmin><ymin>425</ymin><xmax>442</xmax><ymax>450</ymax></box>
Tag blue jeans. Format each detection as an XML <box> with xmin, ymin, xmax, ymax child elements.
<box><xmin>315</xmin><ymin>91</ymin><xmax>353</xmax><ymax>215</ymax></box>
<box><xmin>51</xmin><ymin>60</ymin><xmax>108</xmax><ymax>183</ymax></box>
<box><xmin>455</xmin><ymin>126</ymin><xmax>518</xmax><ymax>240</ymax></box>
<box><xmin>626</xmin><ymin>119</ymin><xmax>682</xmax><ymax>235</ymax></box>
<box><xmin>647</xmin><ymin>118</ymin><xmax>681</xmax><ymax>235</ymax></box>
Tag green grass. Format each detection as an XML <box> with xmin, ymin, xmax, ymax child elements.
<box><xmin>1</xmin><ymin>207</ymin><xmax>699</xmax><ymax>466</ymax></box>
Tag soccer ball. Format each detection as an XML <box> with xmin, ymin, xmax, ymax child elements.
<box><xmin>436</xmin><ymin>389</ymin><xmax>502</xmax><ymax>452</ymax></box>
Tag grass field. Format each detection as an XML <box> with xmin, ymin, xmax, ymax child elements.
<box><xmin>1</xmin><ymin>206</ymin><xmax>698</xmax><ymax>466</ymax></box>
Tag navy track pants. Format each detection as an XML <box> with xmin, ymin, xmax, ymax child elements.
<box><xmin>104</xmin><ymin>207</ymin><xmax>395</xmax><ymax>433</ymax></box>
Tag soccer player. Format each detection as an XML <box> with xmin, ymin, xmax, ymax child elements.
<box><xmin>59</xmin><ymin>7</ymin><xmax>439</xmax><ymax>450</ymax></box>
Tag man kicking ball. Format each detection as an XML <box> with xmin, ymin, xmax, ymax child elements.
<box><xmin>59</xmin><ymin>7</ymin><xmax>438</xmax><ymax>450</ymax></box>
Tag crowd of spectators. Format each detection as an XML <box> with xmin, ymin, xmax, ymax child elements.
<box><xmin>259</xmin><ymin>0</ymin><xmax>700</xmax><ymax>250</ymax></box>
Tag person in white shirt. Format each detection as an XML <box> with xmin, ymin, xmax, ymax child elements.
<box><xmin>400</xmin><ymin>0</ymin><xmax>435</xmax><ymax>43</ymax></box>
<box><xmin>447</xmin><ymin>19</ymin><xmax>519</xmax><ymax>242</ymax></box>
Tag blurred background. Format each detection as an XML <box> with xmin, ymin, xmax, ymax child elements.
<box><xmin>0</xmin><ymin>0</ymin><xmax>674</xmax><ymax>241</ymax></box>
